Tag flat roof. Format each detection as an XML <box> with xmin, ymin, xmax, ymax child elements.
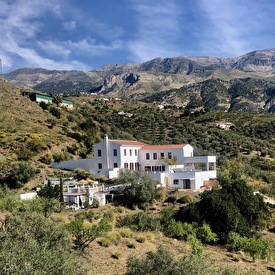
<box><xmin>62</xmin><ymin>99</ymin><xmax>73</xmax><ymax>104</ymax></box>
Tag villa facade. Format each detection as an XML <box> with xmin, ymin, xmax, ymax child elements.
<box><xmin>53</xmin><ymin>135</ymin><xmax>217</xmax><ymax>190</ymax></box>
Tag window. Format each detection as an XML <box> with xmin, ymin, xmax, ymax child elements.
<box><xmin>130</xmin><ymin>163</ymin><xmax>134</xmax><ymax>170</ymax></box>
<box><xmin>124</xmin><ymin>163</ymin><xmax>128</xmax><ymax>169</ymax></box>
<box><xmin>98</xmin><ymin>163</ymin><xmax>102</xmax><ymax>169</ymax></box>
<box><xmin>146</xmin><ymin>153</ymin><xmax>150</xmax><ymax>160</ymax></box>
<box><xmin>168</xmin><ymin>152</ymin><xmax>172</xmax><ymax>159</ymax></box>
<box><xmin>173</xmin><ymin>179</ymin><xmax>179</xmax><ymax>185</ymax></box>
<box><xmin>130</xmin><ymin>149</ymin><xmax>132</xmax><ymax>156</ymax></box>
<box><xmin>153</xmin><ymin>153</ymin><xmax>157</xmax><ymax>160</ymax></box>
<box><xmin>124</xmin><ymin>149</ymin><xmax>127</xmax><ymax>156</ymax></box>
<box><xmin>113</xmin><ymin>149</ymin><xmax>117</xmax><ymax>156</ymax></box>
<box><xmin>135</xmin><ymin>162</ymin><xmax>139</xmax><ymax>170</ymax></box>
<box><xmin>98</xmin><ymin>149</ymin><xmax>102</xmax><ymax>157</ymax></box>
<box><xmin>114</xmin><ymin>163</ymin><xmax>118</xmax><ymax>168</ymax></box>
<box><xmin>145</xmin><ymin>166</ymin><xmax>151</xmax><ymax>172</ymax></box>
<box><xmin>135</xmin><ymin>149</ymin><xmax>138</xmax><ymax>156</ymax></box>
<box><xmin>160</xmin><ymin>152</ymin><xmax>164</xmax><ymax>158</ymax></box>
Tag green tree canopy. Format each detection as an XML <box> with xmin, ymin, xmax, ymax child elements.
<box><xmin>7</xmin><ymin>161</ymin><xmax>37</xmax><ymax>188</ymax></box>
<box><xmin>176</xmin><ymin>179</ymin><xmax>270</xmax><ymax>242</ymax></box>
<box><xmin>119</xmin><ymin>170</ymin><xmax>158</xmax><ymax>208</ymax></box>
<box><xmin>0</xmin><ymin>212</ymin><xmax>87</xmax><ymax>275</ymax></box>
<box><xmin>38</xmin><ymin>180</ymin><xmax>60</xmax><ymax>199</ymax></box>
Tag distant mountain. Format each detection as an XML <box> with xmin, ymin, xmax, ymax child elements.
<box><xmin>3</xmin><ymin>49</ymin><xmax>275</xmax><ymax>112</ymax></box>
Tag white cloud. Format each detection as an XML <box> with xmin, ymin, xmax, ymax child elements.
<box><xmin>197</xmin><ymin>0</ymin><xmax>275</xmax><ymax>57</ymax></box>
<box><xmin>63</xmin><ymin>21</ymin><xmax>76</xmax><ymax>31</ymax></box>
<box><xmin>66</xmin><ymin>39</ymin><xmax>122</xmax><ymax>54</ymax></box>
<box><xmin>127</xmin><ymin>0</ymin><xmax>183</xmax><ymax>62</ymax></box>
<box><xmin>37</xmin><ymin>41</ymin><xmax>71</xmax><ymax>57</ymax></box>
<box><xmin>0</xmin><ymin>0</ymin><xmax>126</xmax><ymax>72</ymax></box>
<box><xmin>0</xmin><ymin>0</ymin><xmax>68</xmax><ymax>71</ymax></box>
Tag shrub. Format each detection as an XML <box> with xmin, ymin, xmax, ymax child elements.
<box><xmin>135</xmin><ymin>233</ymin><xmax>147</xmax><ymax>243</ymax></box>
<box><xmin>7</xmin><ymin>161</ymin><xmax>37</xmax><ymax>188</ymax></box>
<box><xmin>177</xmin><ymin>195</ymin><xmax>193</xmax><ymax>204</ymax></box>
<box><xmin>125</xmin><ymin>240</ymin><xmax>136</xmax><ymax>249</ymax></box>
<box><xmin>119</xmin><ymin>170</ymin><xmax>157</xmax><ymax>208</ymax></box>
<box><xmin>187</xmin><ymin>235</ymin><xmax>203</xmax><ymax>256</ymax></box>
<box><xmin>16</xmin><ymin>146</ymin><xmax>33</xmax><ymax>161</ymax></box>
<box><xmin>227</xmin><ymin>232</ymin><xmax>272</xmax><ymax>261</ymax></box>
<box><xmin>242</xmin><ymin>237</ymin><xmax>272</xmax><ymax>261</ymax></box>
<box><xmin>47</xmin><ymin>118</ymin><xmax>57</xmax><ymax>128</ymax></box>
<box><xmin>98</xmin><ymin>237</ymin><xmax>112</xmax><ymax>247</ymax></box>
<box><xmin>112</xmin><ymin>251</ymin><xmax>122</xmax><ymax>259</ymax></box>
<box><xmin>125</xmin><ymin>245</ymin><xmax>230</xmax><ymax>275</ymax></box>
<box><xmin>39</xmin><ymin>101</ymin><xmax>48</xmax><ymax>110</ymax></box>
<box><xmin>0</xmin><ymin>196</ymin><xmax>21</xmax><ymax>212</ymax></box>
<box><xmin>107</xmin><ymin>231</ymin><xmax>122</xmax><ymax>245</ymax></box>
<box><xmin>67</xmin><ymin>215</ymin><xmax>112</xmax><ymax>251</ymax></box>
<box><xmin>49</xmin><ymin>106</ymin><xmax>61</xmax><ymax>118</ymax></box>
<box><xmin>37</xmin><ymin>180</ymin><xmax>60</xmax><ymax>200</ymax></box>
<box><xmin>160</xmin><ymin>206</ymin><xmax>175</xmax><ymax>224</ymax></box>
<box><xmin>91</xmin><ymin>197</ymin><xmax>99</xmax><ymax>208</ymax></box>
<box><xmin>115</xmin><ymin>206</ymin><xmax>126</xmax><ymax>214</ymax></box>
<box><xmin>177</xmin><ymin>180</ymin><xmax>270</xmax><ymax>242</ymax></box>
<box><xmin>145</xmin><ymin>232</ymin><xmax>154</xmax><ymax>241</ymax></box>
<box><xmin>0</xmin><ymin>212</ymin><xmax>87</xmax><ymax>274</ymax></box>
<box><xmin>119</xmin><ymin>228</ymin><xmax>134</xmax><ymax>238</ymax></box>
<box><xmin>163</xmin><ymin>219</ymin><xmax>185</xmax><ymax>239</ymax></box>
<box><xmin>227</xmin><ymin>232</ymin><xmax>243</xmax><ymax>251</ymax></box>
<box><xmin>52</xmin><ymin>151</ymin><xmax>73</xmax><ymax>163</ymax></box>
<box><xmin>166</xmin><ymin>196</ymin><xmax>177</xmax><ymax>203</ymax></box>
<box><xmin>195</xmin><ymin>224</ymin><xmax>218</xmax><ymax>244</ymax></box>
<box><xmin>154</xmin><ymin>187</ymin><xmax>166</xmax><ymax>203</ymax></box>
<box><xmin>117</xmin><ymin>212</ymin><xmax>161</xmax><ymax>232</ymax></box>
<box><xmin>39</xmin><ymin>153</ymin><xmax>53</xmax><ymax>164</ymax></box>
<box><xmin>163</xmin><ymin>220</ymin><xmax>194</xmax><ymax>241</ymax></box>
<box><xmin>102</xmin><ymin>210</ymin><xmax>115</xmax><ymax>223</ymax></box>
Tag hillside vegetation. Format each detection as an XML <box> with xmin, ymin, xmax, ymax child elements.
<box><xmin>0</xmin><ymin>79</ymin><xmax>275</xmax><ymax>274</ymax></box>
<box><xmin>0</xmin><ymin>78</ymin><xmax>274</xmax><ymax>192</ymax></box>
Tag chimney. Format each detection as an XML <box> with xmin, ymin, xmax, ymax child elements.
<box><xmin>104</xmin><ymin>134</ymin><xmax>110</xmax><ymax>169</ymax></box>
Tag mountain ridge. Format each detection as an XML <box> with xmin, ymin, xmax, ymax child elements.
<box><xmin>3</xmin><ymin>48</ymin><xmax>275</xmax><ymax>112</ymax></box>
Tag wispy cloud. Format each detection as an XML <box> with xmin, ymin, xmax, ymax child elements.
<box><xmin>37</xmin><ymin>41</ymin><xmax>71</xmax><ymax>57</ymax></box>
<box><xmin>63</xmin><ymin>20</ymin><xmax>76</xmax><ymax>31</ymax></box>
<box><xmin>66</xmin><ymin>39</ymin><xmax>123</xmax><ymax>54</ymax></box>
<box><xmin>0</xmin><ymin>0</ymin><xmax>73</xmax><ymax>71</ymax></box>
<box><xmin>127</xmin><ymin>0</ymin><xmax>183</xmax><ymax>62</ymax></box>
<box><xmin>0</xmin><ymin>0</ymin><xmax>123</xmax><ymax>72</ymax></box>
<box><xmin>197</xmin><ymin>0</ymin><xmax>275</xmax><ymax>57</ymax></box>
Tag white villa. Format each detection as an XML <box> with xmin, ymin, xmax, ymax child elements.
<box><xmin>52</xmin><ymin>135</ymin><xmax>217</xmax><ymax>190</ymax></box>
<box><xmin>19</xmin><ymin>178</ymin><xmax>109</xmax><ymax>211</ymax></box>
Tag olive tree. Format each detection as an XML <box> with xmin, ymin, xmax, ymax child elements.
<box><xmin>119</xmin><ymin>170</ymin><xmax>158</xmax><ymax>208</ymax></box>
<box><xmin>0</xmin><ymin>212</ymin><xmax>87</xmax><ymax>275</ymax></box>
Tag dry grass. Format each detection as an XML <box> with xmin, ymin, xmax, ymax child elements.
<box><xmin>50</xmin><ymin>204</ymin><xmax>275</xmax><ymax>275</ymax></box>
<box><xmin>85</xmin><ymin>234</ymin><xmax>274</xmax><ymax>275</ymax></box>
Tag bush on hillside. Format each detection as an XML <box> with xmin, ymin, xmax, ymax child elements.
<box><xmin>0</xmin><ymin>212</ymin><xmax>87</xmax><ymax>274</ymax></box>
<box><xmin>119</xmin><ymin>170</ymin><xmax>157</xmax><ymax>208</ymax></box>
<box><xmin>117</xmin><ymin>212</ymin><xmax>161</xmax><ymax>232</ymax></box>
<box><xmin>126</xmin><ymin>245</ymin><xmax>235</xmax><ymax>275</ymax></box>
<box><xmin>7</xmin><ymin>161</ymin><xmax>37</xmax><ymax>188</ymax></box>
<box><xmin>176</xmin><ymin>178</ymin><xmax>270</xmax><ymax>242</ymax></box>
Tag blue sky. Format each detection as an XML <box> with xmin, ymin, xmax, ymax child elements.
<box><xmin>1</xmin><ymin>0</ymin><xmax>274</xmax><ymax>72</ymax></box>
